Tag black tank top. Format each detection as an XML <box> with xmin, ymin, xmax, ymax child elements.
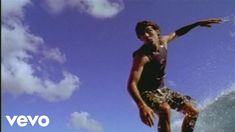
<box><xmin>133</xmin><ymin>44</ymin><xmax>167</xmax><ymax>92</ymax></box>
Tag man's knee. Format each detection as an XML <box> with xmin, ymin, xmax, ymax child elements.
<box><xmin>181</xmin><ymin>103</ymin><xmax>199</xmax><ymax>118</ymax></box>
<box><xmin>158</xmin><ymin>103</ymin><xmax>171</xmax><ymax>115</ymax></box>
<box><xmin>191</xmin><ymin>108</ymin><xmax>199</xmax><ymax>117</ymax></box>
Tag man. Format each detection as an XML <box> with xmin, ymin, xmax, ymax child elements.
<box><xmin>127</xmin><ymin>18</ymin><xmax>222</xmax><ymax>132</ymax></box>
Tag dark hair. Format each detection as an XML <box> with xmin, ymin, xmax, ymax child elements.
<box><xmin>135</xmin><ymin>20</ymin><xmax>161</xmax><ymax>39</ymax></box>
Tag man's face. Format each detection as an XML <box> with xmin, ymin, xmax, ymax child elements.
<box><xmin>139</xmin><ymin>26</ymin><xmax>160</xmax><ymax>44</ymax></box>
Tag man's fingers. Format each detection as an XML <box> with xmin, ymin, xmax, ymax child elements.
<box><xmin>149</xmin><ymin>113</ymin><xmax>155</xmax><ymax>122</ymax></box>
<box><xmin>151</xmin><ymin>111</ymin><xmax>156</xmax><ymax>118</ymax></box>
<box><xmin>147</xmin><ymin>112</ymin><xmax>155</xmax><ymax>127</ymax></box>
<box><xmin>143</xmin><ymin>117</ymin><xmax>153</xmax><ymax>127</ymax></box>
<box><xmin>205</xmin><ymin>18</ymin><xmax>222</xmax><ymax>23</ymax></box>
<box><xmin>143</xmin><ymin>117</ymin><xmax>151</xmax><ymax>127</ymax></box>
<box><xmin>141</xmin><ymin>113</ymin><xmax>155</xmax><ymax>127</ymax></box>
<box><xmin>147</xmin><ymin>116</ymin><xmax>154</xmax><ymax>127</ymax></box>
<box><xmin>205</xmin><ymin>25</ymin><xmax>212</xmax><ymax>27</ymax></box>
<box><xmin>200</xmin><ymin>18</ymin><xmax>222</xmax><ymax>27</ymax></box>
<box><xmin>212</xmin><ymin>18</ymin><xmax>222</xmax><ymax>23</ymax></box>
<box><xmin>209</xmin><ymin>19</ymin><xmax>222</xmax><ymax>24</ymax></box>
<box><xmin>139</xmin><ymin>107</ymin><xmax>156</xmax><ymax>127</ymax></box>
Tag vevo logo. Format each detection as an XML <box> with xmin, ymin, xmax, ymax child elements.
<box><xmin>6</xmin><ymin>115</ymin><xmax>50</xmax><ymax>127</ymax></box>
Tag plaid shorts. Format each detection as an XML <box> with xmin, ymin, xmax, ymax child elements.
<box><xmin>141</xmin><ymin>87</ymin><xmax>196</xmax><ymax>112</ymax></box>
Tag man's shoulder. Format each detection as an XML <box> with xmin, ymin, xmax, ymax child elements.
<box><xmin>132</xmin><ymin>53</ymin><xmax>150</xmax><ymax>66</ymax></box>
<box><xmin>132</xmin><ymin>44</ymin><xmax>153</xmax><ymax>58</ymax></box>
<box><xmin>133</xmin><ymin>48</ymin><xmax>142</xmax><ymax>58</ymax></box>
<box><xmin>160</xmin><ymin>33</ymin><xmax>176</xmax><ymax>46</ymax></box>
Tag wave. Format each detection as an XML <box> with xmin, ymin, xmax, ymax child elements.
<box><xmin>194</xmin><ymin>87</ymin><xmax>235</xmax><ymax>132</ymax></box>
<box><xmin>171</xmin><ymin>85</ymin><xmax>235</xmax><ymax>132</ymax></box>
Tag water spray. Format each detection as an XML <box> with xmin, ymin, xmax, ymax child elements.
<box><xmin>221</xmin><ymin>14</ymin><xmax>235</xmax><ymax>37</ymax></box>
<box><xmin>221</xmin><ymin>14</ymin><xmax>235</xmax><ymax>23</ymax></box>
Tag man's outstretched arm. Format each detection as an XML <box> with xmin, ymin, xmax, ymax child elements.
<box><xmin>161</xmin><ymin>18</ymin><xmax>222</xmax><ymax>44</ymax></box>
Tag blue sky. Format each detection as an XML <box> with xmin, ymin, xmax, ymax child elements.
<box><xmin>2</xmin><ymin>0</ymin><xmax>235</xmax><ymax>132</ymax></box>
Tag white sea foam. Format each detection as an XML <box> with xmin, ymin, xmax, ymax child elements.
<box><xmin>171</xmin><ymin>84</ymin><xmax>235</xmax><ymax>132</ymax></box>
<box><xmin>194</xmin><ymin>85</ymin><xmax>235</xmax><ymax>132</ymax></box>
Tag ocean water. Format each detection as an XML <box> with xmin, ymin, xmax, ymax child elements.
<box><xmin>172</xmin><ymin>85</ymin><xmax>235</xmax><ymax>132</ymax></box>
<box><xmin>194</xmin><ymin>88</ymin><xmax>235</xmax><ymax>132</ymax></box>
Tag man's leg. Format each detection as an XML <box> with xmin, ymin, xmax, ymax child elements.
<box><xmin>157</xmin><ymin>102</ymin><xmax>171</xmax><ymax>132</ymax></box>
<box><xmin>180</xmin><ymin>102</ymin><xmax>199</xmax><ymax>132</ymax></box>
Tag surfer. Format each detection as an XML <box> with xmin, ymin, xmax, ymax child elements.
<box><xmin>127</xmin><ymin>18</ymin><xmax>222</xmax><ymax>132</ymax></box>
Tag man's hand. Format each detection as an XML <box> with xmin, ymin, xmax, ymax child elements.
<box><xmin>139</xmin><ymin>105</ymin><xmax>156</xmax><ymax>127</ymax></box>
<box><xmin>198</xmin><ymin>18</ymin><xmax>222</xmax><ymax>27</ymax></box>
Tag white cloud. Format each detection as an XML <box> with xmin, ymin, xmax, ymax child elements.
<box><xmin>2</xmin><ymin>0</ymin><xmax>31</xmax><ymax>19</ymax></box>
<box><xmin>43</xmin><ymin>47</ymin><xmax>67</xmax><ymax>63</ymax></box>
<box><xmin>2</xmin><ymin>0</ymin><xmax>80</xmax><ymax>102</ymax></box>
<box><xmin>45</xmin><ymin>0</ymin><xmax>67</xmax><ymax>14</ymax></box>
<box><xmin>37</xmin><ymin>72</ymin><xmax>79</xmax><ymax>101</ymax></box>
<box><xmin>45</xmin><ymin>0</ymin><xmax>124</xmax><ymax>18</ymax></box>
<box><xmin>68</xmin><ymin>112</ymin><xmax>103</xmax><ymax>132</ymax></box>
